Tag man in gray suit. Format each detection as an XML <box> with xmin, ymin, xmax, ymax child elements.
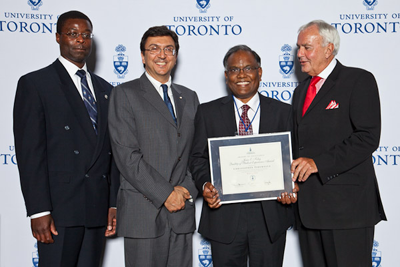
<box><xmin>108</xmin><ymin>26</ymin><xmax>199</xmax><ymax>267</ymax></box>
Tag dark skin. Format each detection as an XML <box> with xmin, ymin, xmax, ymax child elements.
<box><xmin>203</xmin><ymin>50</ymin><xmax>299</xmax><ymax>209</ymax></box>
<box><xmin>32</xmin><ymin>18</ymin><xmax>117</xmax><ymax>243</ymax></box>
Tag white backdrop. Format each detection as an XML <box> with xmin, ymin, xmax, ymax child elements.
<box><xmin>1</xmin><ymin>0</ymin><xmax>398</xmax><ymax>266</ymax></box>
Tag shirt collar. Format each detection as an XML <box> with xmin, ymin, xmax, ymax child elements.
<box><xmin>233</xmin><ymin>93</ymin><xmax>260</xmax><ymax>111</ymax></box>
<box><xmin>317</xmin><ymin>58</ymin><xmax>337</xmax><ymax>79</ymax></box>
<box><xmin>145</xmin><ymin>72</ymin><xmax>172</xmax><ymax>92</ymax></box>
<box><xmin>58</xmin><ymin>56</ymin><xmax>88</xmax><ymax>77</ymax></box>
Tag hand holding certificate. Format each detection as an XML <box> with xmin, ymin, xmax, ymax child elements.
<box><xmin>208</xmin><ymin>132</ymin><xmax>294</xmax><ymax>205</ymax></box>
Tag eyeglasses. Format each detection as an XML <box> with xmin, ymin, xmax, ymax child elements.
<box><xmin>144</xmin><ymin>46</ymin><xmax>176</xmax><ymax>56</ymax></box>
<box><xmin>61</xmin><ymin>32</ymin><xmax>94</xmax><ymax>40</ymax></box>
<box><xmin>226</xmin><ymin>66</ymin><xmax>259</xmax><ymax>75</ymax></box>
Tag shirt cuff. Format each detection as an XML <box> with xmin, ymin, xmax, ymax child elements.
<box><xmin>30</xmin><ymin>211</ymin><xmax>50</xmax><ymax>219</ymax></box>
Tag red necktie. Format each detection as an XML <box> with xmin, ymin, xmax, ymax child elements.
<box><xmin>239</xmin><ymin>104</ymin><xmax>253</xmax><ymax>135</ymax></box>
<box><xmin>302</xmin><ymin>76</ymin><xmax>322</xmax><ymax>116</ymax></box>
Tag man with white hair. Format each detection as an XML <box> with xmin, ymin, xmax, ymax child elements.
<box><xmin>291</xmin><ymin>20</ymin><xmax>386</xmax><ymax>266</ymax></box>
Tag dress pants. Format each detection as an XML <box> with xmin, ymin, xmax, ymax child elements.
<box><xmin>124</xmin><ymin>222</ymin><xmax>193</xmax><ymax>267</ymax></box>
<box><xmin>298</xmin><ymin>225</ymin><xmax>374</xmax><ymax>267</ymax></box>
<box><xmin>210</xmin><ymin>202</ymin><xmax>286</xmax><ymax>267</ymax></box>
<box><xmin>37</xmin><ymin>225</ymin><xmax>106</xmax><ymax>267</ymax></box>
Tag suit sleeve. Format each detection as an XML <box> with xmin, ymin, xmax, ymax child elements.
<box><xmin>13</xmin><ymin>75</ymin><xmax>52</xmax><ymax>216</ymax></box>
<box><xmin>108</xmin><ymin>86</ymin><xmax>174</xmax><ymax>209</ymax></box>
<box><xmin>314</xmin><ymin>71</ymin><xmax>381</xmax><ymax>183</ymax></box>
<box><xmin>189</xmin><ymin>105</ymin><xmax>211</xmax><ymax>192</ymax></box>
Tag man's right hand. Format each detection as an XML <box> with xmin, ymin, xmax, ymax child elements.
<box><xmin>203</xmin><ymin>182</ymin><xmax>221</xmax><ymax>209</ymax></box>
<box><xmin>31</xmin><ymin>214</ymin><xmax>58</xmax><ymax>243</ymax></box>
<box><xmin>165</xmin><ymin>186</ymin><xmax>190</xmax><ymax>213</ymax></box>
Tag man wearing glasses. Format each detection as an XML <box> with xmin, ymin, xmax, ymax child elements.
<box><xmin>14</xmin><ymin>10</ymin><xmax>119</xmax><ymax>267</ymax></box>
<box><xmin>190</xmin><ymin>45</ymin><xmax>297</xmax><ymax>267</ymax></box>
<box><xmin>108</xmin><ymin>26</ymin><xmax>199</xmax><ymax>267</ymax></box>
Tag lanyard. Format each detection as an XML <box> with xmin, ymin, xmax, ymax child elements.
<box><xmin>233</xmin><ymin>95</ymin><xmax>260</xmax><ymax>133</ymax></box>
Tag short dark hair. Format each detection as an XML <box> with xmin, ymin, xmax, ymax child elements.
<box><xmin>57</xmin><ymin>11</ymin><xmax>92</xmax><ymax>34</ymax></box>
<box><xmin>223</xmin><ymin>45</ymin><xmax>261</xmax><ymax>69</ymax></box>
<box><xmin>140</xmin><ymin>26</ymin><xmax>179</xmax><ymax>55</ymax></box>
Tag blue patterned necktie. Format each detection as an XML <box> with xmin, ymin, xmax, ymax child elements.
<box><xmin>161</xmin><ymin>84</ymin><xmax>177</xmax><ymax>125</ymax></box>
<box><xmin>76</xmin><ymin>70</ymin><xmax>98</xmax><ymax>134</ymax></box>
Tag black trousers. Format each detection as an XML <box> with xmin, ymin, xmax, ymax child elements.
<box><xmin>37</xmin><ymin>225</ymin><xmax>106</xmax><ymax>267</ymax></box>
<box><xmin>210</xmin><ymin>202</ymin><xmax>286</xmax><ymax>267</ymax></box>
<box><xmin>298</xmin><ymin>225</ymin><xmax>374</xmax><ymax>267</ymax></box>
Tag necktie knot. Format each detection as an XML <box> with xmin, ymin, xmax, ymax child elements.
<box><xmin>76</xmin><ymin>69</ymin><xmax>86</xmax><ymax>79</ymax></box>
<box><xmin>310</xmin><ymin>76</ymin><xmax>322</xmax><ymax>87</ymax></box>
<box><xmin>242</xmin><ymin>104</ymin><xmax>250</xmax><ymax>114</ymax></box>
<box><xmin>161</xmin><ymin>84</ymin><xmax>168</xmax><ymax>94</ymax></box>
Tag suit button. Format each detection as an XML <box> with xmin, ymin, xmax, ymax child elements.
<box><xmin>102</xmin><ymin>175</ymin><xmax>107</xmax><ymax>178</ymax></box>
<box><xmin>177</xmin><ymin>133</ymin><xmax>181</xmax><ymax>137</ymax></box>
<box><xmin>74</xmin><ymin>150</ymin><xmax>79</xmax><ymax>154</ymax></box>
<box><xmin>178</xmin><ymin>157</ymin><xmax>181</xmax><ymax>161</ymax></box>
<box><xmin>64</xmin><ymin>126</ymin><xmax>70</xmax><ymax>130</ymax></box>
<box><xmin>85</xmin><ymin>174</ymin><xmax>89</xmax><ymax>178</ymax></box>
<box><xmin>109</xmin><ymin>152</ymin><xmax>112</xmax><ymax>155</ymax></box>
<box><xmin>299</xmin><ymin>146</ymin><xmax>304</xmax><ymax>150</ymax></box>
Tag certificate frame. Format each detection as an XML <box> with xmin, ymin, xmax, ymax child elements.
<box><xmin>208</xmin><ymin>132</ymin><xmax>293</xmax><ymax>204</ymax></box>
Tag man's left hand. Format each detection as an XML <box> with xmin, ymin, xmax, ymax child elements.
<box><xmin>105</xmin><ymin>208</ymin><xmax>117</xmax><ymax>237</ymax></box>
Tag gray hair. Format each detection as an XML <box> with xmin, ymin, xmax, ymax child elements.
<box><xmin>223</xmin><ymin>45</ymin><xmax>261</xmax><ymax>69</ymax></box>
<box><xmin>299</xmin><ymin>20</ymin><xmax>340</xmax><ymax>56</ymax></box>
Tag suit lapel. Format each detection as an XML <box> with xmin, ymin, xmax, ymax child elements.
<box><xmin>220</xmin><ymin>96</ymin><xmax>237</xmax><ymax>136</ymax></box>
<box><xmin>54</xmin><ymin>60</ymin><xmax>97</xmax><ymax>148</ymax></box>
<box><xmin>171</xmin><ymin>84</ymin><xmax>185</xmax><ymax>128</ymax></box>
<box><xmin>89</xmin><ymin>72</ymin><xmax>109</xmax><ymax>166</ymax></box>
<box><xmin>259</xmin><ymin>94</ymin><xmax>274</xmax><ymax>134</ymax></box>
<box><xmin>140</xmin><ymin>74</ymin><xmax>177</xmax><ymax>128</ymax></box>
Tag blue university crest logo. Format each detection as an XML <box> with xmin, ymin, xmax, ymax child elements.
<box><xmin>279</xmin><ymin>44</ymin><xmax>294</xmax><ymax>79</ymax></box>
<box><xmin>196</xmin><ymin>0</ymin><xmax>211</xmax><ymax>13</ymax></box>
<box><xmin>113</xmin><ymin>44</ymin><xmax>129</xmax><ymax>79</ymax></box>
<box><xmin>27</xmin><ymin>0</ymin><xmax>43</xmax><ymax>10</ymax></box>
<box><xmin>32</xmin><ymin>242</ymin><xmax>39</xmax><ymax>267</ymax></box>
<box><xmin>198</xmin><ymin>239</ymin><xmax>213</xmax><ymax>267</ymax></box>
<box><xmin>363</xmin><ymin>0</ymin><xmax>378</xmax><ymax>10</ymax></box>
<box><xmin>372</xmin><ymin>240</ymin><xmax>382</xmax><ymax>267</ymax></box>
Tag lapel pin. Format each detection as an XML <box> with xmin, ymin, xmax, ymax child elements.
<box><xmin>105</xmin><ymin>95</ymin><xmax>108</xmax><ymax>99</ymax></box>
<box><xmin>179</xmin><ymin>96</ymin><xmax>182</xmax><ymax>99</ymax></box>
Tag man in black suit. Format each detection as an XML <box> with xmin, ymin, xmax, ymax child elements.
<box><xmin>13</xmin><ymin>11</ymin><xmax>119</xmax><ymax>267</ymax></box>
<box><xmin>190</xmin><ymin>45</ymin><xmax>297</xmax><ymax>267</ymax></box>
<box><xmin>291</xmin><ymin>20</ymin><xmax>386</xmax><ymax>266</ymax></box>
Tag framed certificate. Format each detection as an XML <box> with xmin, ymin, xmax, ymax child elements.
<box><xmin>208</xmin><ymin>132</ymin><xmax>293</xmax><ymax>204</ymax></box>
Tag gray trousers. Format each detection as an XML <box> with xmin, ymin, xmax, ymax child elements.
<box><xmin>124</xmin><ymin>224</ymin><xmax>193</xmax><ymax>267</ymax></box>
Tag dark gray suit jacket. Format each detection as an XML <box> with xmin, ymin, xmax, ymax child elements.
<box><xmin>190</xmin><ymin>93</ymin><xmax>294</xmax><ymax>243</ymax></box>
<box><xmin>14</xmin><ymin>59</ymin><xmax>119</xmax><ymax>227</ymax></box>
<box><xmin>108</xmin><ymin>73</ymin><xmax>199</xmax><ymax>238</ymax></box>
<box><xmin>292</xmin><ymin>61</ymin><xmax>386</xmax><ymax>229</ymax></box>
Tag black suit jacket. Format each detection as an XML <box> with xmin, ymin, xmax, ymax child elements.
<box><xmin>190</xmin><ymin>93</ymin><xmax>294</xmax><ymax>243</ymax></box>
<box><xmin>14</xmin><ymin>59</ymin><xmax>119</xmax><ymax>227</ymax></box>
<box><xmin>292</xmin><ymin>61</ymin><xmax>386</xmax><ymax>229</ymax></box>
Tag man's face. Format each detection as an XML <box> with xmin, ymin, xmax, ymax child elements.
<box><xmin>56</xmin><ymin>18</ymin><xmax>92</xmax><ymax>68</ymax></box>
<box><xmin>296</xmin><ymin>25</ymin><xmax>333</xmax><ymax>76</ymax></box>
<box><xmin>224</xmin><ymin>50</ymin><xmax>262</xmax><ymax>103</ymax></box>
<box><xmin>141</xmin><ymin>36</ymin><xmax>177</xmax><ymax>83</ymax></box>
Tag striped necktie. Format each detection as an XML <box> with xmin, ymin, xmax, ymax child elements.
<box><xmin>76</xmin><ymin>69</ymin><xmax>98</xmax><ymax>134</ymax></box>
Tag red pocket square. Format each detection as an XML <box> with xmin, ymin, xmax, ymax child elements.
<box><xmin>326</xmin><ymin>100</ymin><xmax>339</xmax><ymax>109</ymax></box>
